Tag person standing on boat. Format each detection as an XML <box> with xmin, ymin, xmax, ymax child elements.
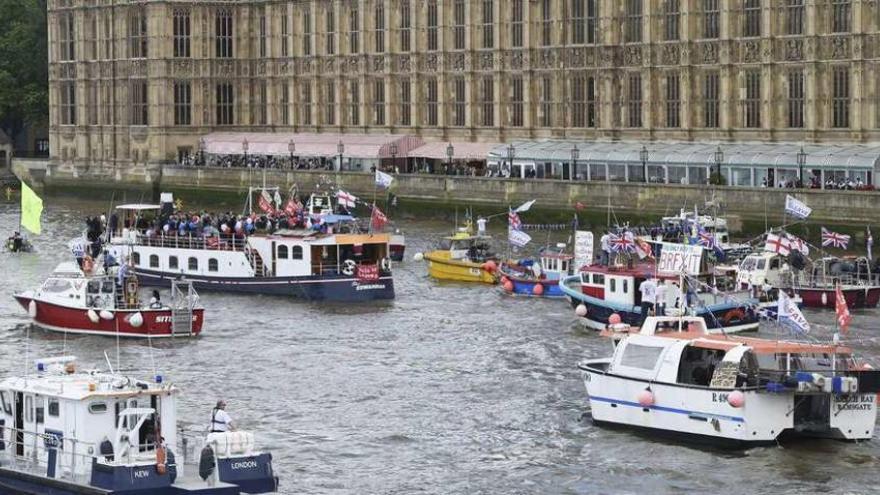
<box><xmin>655</xmin><ymin>279</ymin><xmax>668</xmax><ymax>317</ymax></box>
<box><xmin>638</xmin><ymin>276</ymin><xmax>657</xmax><ymax>323</ymax></box>
<box><xmin>477</xmin><ymin>216</ymin><xmax>487</xmax><ymax>236</ymax></box>
<box><xmin>599</xmin><ymin>232</ymin><xmax>611</xmax><ymax>266</ymax></box>
<box><xmin>210</xmin><ymin>400</ymin><xmax>235</xmax><ymax>433</ymax></box>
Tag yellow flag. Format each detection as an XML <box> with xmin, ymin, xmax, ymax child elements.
<box><xmin>20</xmin><ymin>181</ymin><xmax>43</xmax><ymax>235</ymax></box>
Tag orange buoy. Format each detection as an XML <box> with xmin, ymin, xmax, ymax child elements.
<box><xmin>532</xmin><ymin>283</ymin><xmax>544</xmax><ymax>296</ymax></box>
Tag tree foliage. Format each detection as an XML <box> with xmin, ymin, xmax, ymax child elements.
<box><xmin>0</xmin><ymin>0</ymin><xmax>48</xmax><ymax>140</ymax></box>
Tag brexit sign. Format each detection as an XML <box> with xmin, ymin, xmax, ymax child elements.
<box><xmin>657</xmin><ymin>243</ymin><xmax>703</xmax><ymax>276</ymax></box>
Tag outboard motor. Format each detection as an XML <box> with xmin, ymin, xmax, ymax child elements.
<box><xmin>199</xmin><ymin>445</ymin><xmax>215</xmax><ymax>481</ymax></box>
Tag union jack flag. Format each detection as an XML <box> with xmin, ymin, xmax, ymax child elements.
<box><xmin>697</xmin><ymin>229</ymin><xmax>717</xmax><ymax>249</ymax></box>
<box><xmin>508</xmin><ymin>209</ymin><xmax>522</xmax><ymax>231</ymax></box>
<box><xmin>821</xmin><ymin>227</ymin><xmax>850</xmax><ymax>249</ymax></box>
<box><xmin>610</xmin><ymin>231</ymin><xmax>637</xmax><ymax>253</ymax></box>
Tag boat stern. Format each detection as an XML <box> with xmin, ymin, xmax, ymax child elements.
<box><xmin>216</xmin><ymin>452</ymin><xmax>279</xmax><ymax>493</ymax></box>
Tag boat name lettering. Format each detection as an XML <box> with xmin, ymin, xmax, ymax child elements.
<box><xmin>155</xmin><ymin>315</ymin><xmax>198</xmax><ymax>323</ymax></box>
<box><xmin>231</xmin><ymin>460</ymin><xmax>259</xmax><ymax>470</ymax></box>
<box><xmin>354</xmin><ymin>284</ymin><xmax>386</xmax><ymax>291</ymax></box>
<box><xmin>711</xmin><ymin>392</ymin><xmax>729</xmax><ymax>403</ymax></box>
<box><xmin>835</xmin><ymin>394</ymin><xmax>875</xmax><ymax>412</ymax></box>
<box><xmin>133</xmin><ymin>469</ymin><xmax>151</xmax><ymax>479</ymax></box>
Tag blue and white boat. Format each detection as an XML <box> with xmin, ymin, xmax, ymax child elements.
<box><xmin>499</xmin><ymin>244</ymin><xmax>573</xmax><ymax>298</ymax></box>
<box><xmin>0</xmin><ymin>356</ymin><xmax>278</xmax><ymax>494</ymax></box>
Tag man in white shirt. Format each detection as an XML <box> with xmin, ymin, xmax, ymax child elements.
<box><xmin>655</xmin><ymin>279</ymin><xmax>668</xmax><ymax>317</ymax></box>
<box><xmin>476</xmin><ymin>217</ymin><xmax>487</xmax><ymax>236</ymax></box>
<box><xmin>599</xmin><ymin>233</ymin><xmax>611</xmax><ymax>265</ymax></box>
<box><xmin>638</xmin><ymin>276</ymin><xmax>657</xmax><ymax>323</ymax></box>
<box><xmin>210</xmin><ymin>400</ymin><xmax>235</xmax><ymax>433</ymax></box>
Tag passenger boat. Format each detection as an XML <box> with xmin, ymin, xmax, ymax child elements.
<box><xmin>561</xmin><ymin>240</ymin><xmax>759</xmax><ymax>333</ymax></box>
<box><xmin>421</xmin><ymin>228</ymin><xmax>498</xmax><ymax>284</ymax></box>
<box><xmin>736</xmin><ymin>251</ymin><xmax>880</xmax><ymax>309</ymax></box>
<box><xmin>0</xmin><ymin>356</ymin><xmax>278</xmax><ymax>494</ymax></box>
<box><xmin>14</xmin><ymin>261</ymin><xmax>203</xmax><ymax>338</ymax></box>
<box><xmin>107</xmin><ymin>204</ymin><xmax>394</xmax><ymax>302</ymax></box>
<box><xmin>308</xmin><ymin>192</ymin><xmax>406</xmax><ymax>262</ymax></box>
<box><xmin>579</xmin><ymin>316</ymin><xmax>879</xmax><ymax>446</ymax></box>
<box><xmin>499</xmin><ymin>244</ymin><xmax>573</xmax><ymax>297</ymax></box>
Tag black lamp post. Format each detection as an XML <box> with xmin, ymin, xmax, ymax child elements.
<box><xmin>198</xmin><ymin>137</ymin><xmax>206</xmax><ymax>166</ymax></box>
<box><xmin>337</xmin><ymin>140</ymin><xmax>345</xmax><ymax>171</ymax></box>
<box><xmin>639</xmin><ymin>145</ymin><xmax>649</xmax><ymax>183</ymax></box>
<box><xmin>507</xmin><ymin>143</ymin><xmax>516</xmax><ymax>178</ymax></box>
<box><xmin>797</xmin><ymin>146</ymin><xmax>806</xmax><ymax>188</ymax></box>
<box><xmin>714</xmin><ymin>145</ymin><xmax>724</xmax><ymax>184</ymax></box>
<box><xmin>446</xmin><ymin>142</ymin><xmax>454</xmax><ymax>174</ymax></box>
<box><xmin>571</xmin><ymin>144</ymin><xmax>580</xmax><ymax>181</ymax></box>
<box><xmin>288</xmin><ymin>140</ymin><xmax>295</xmax><ymax>168</ymax></box>
<box><xmin>390</xmin><ymin>142</ymin><xmax>398</xmax><ymax>173</ymax></box>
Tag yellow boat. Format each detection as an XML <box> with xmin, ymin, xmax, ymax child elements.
<box><xmin>423</xmin><ymin>230</ymin><xmax>499</xmax><ymax>284</ymax></box>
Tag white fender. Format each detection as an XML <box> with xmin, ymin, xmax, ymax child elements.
<box><xmin>99</xmin><ymin>310</ymin><xmax>114</xmax><ymax>321</ymax></box>
<box><xmin>413</xmin><ymin>252</ymin><xmax>424</xmax><ymax>261</ymax></box>
<box><xmin>87</xmin><ymin>309</ymin><xmax>100</xmax><ymax>324</ymax></box>
<box><xmin>381</xmin><ymin>258</ymin><xmax>391</xmax><ymax>271</ymax></box>
<box><xmin>342</xmin><ymin>259</ymin><xmax>357</xmax><ymax>276</ymax></box>
<box><xmin>28</xmin><ymin>300</ymin><xmax>37</xmax><ymax>318</ymax></box>
<box><xmin>127</xmin><ymin>312</ymin><xmax>144</xmax><ymax>328</ymax></box>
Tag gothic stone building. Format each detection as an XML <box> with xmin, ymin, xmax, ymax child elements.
<box><xmin>48</xmin><ymin>0</ymin><xmax>880</xmax><ymax>172</ymax></box>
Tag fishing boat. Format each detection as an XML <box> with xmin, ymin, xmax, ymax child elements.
<box><xmin>499</xmin><ymin>244</ymin><xmax>573</xmax><ymax>297</ymax></box>
<box><xmin>659</xmin><ymin>208</ymin><xmax>751</xmax><ymax>260</ymax></box>
<box><xmin>0</xmin><ymin>356</ymin><xmax>278</xmax><ymax>494</ymax></box>
<box><xmin>107</xmin><ymin>203</ymin><xmax>395</xmax><ymax>302</ymax></box>
<box><xmin>579</xmin><ymin>316</ymin><xmax>879</xmax><ymax>446</ymax></box>
<box><xmin>420</xmin><ymin>228</ymin><xmax>498</xmax><ymax>284</ymax></box>
<box><xmin>737</xmin><ymin>251</ymin><xmax>880</xmax><ymax>309</ymax></box>
<box><xmin>14</xmin><ymin>261</ymin><xmax>203</xmax><ymax>338</ymax></box>
<box><xmin>311</xmin><ymin>192</ymin><xmax>407</xmax><ymax>262</ymax></box>
<box><xmin>561</xmin><ymin>240</ymin><xmax>759</xmax><ymax>333</ymax></box>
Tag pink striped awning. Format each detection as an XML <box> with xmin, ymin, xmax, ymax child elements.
<box><xmin>202</xmin><ymin>132</ymin><xmax>425</xmax><ymax>159</ymax></box>
<box><xmin>409</xmin><ymin>141</ymin><xmax>500</xmax><ymax>161</ymax></box>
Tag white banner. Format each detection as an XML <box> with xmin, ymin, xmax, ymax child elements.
<box><xmin>508</xmin><ymin>229</ymin><xmax>532</xmax><ymax>248</ymax></box>
<box><xmin>573</xmin><ymin>231</ymin><xmax>594</xmax><ymax>271</ymax></box>
<box><xmin>784</xmin><ymin>195</ymin><xmax>812</xmax><ymax>219</ymax></box>
<box><xmin>778</xmin><ymin>291</ymin><xmax>811</xmax><ymax>334</ymax></box>
<box><xmin>657</xmin><ymin>242</ymin><xmax>704</xmax><ymax>276</ymax></box>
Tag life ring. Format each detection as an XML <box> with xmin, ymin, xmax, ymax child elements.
<box><xmin>82</xmin><ymin>255</ymin><xmax>94</xmax><ymax>274</ymax></box>
<box><xmin>722</xmin><ymin>308</ymin><xmax>746</xmax><ymax>325</ymax></box>
<box><xmin>380</xmin><ymin>258</ymin><xmax>391</xmax><ymax>271</ymax></box>
<box><xmin>342</xmin><ymin>259</ymin><xmax>357</xmax><ymax>276</ymax></box>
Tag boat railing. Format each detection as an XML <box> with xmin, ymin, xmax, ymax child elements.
<box><xmin>0</xmin><ymin>426</ymin><xmax>100</xmax><ymax>484</ymax></box>
<box><xmin>134</xmin><ymin>233</ymin><xmax>248</xmax><ymax>252</ymax></box>
<box><xmin>802</xmin><ymin>271</ymin><xmax>880</xmax><ymax>288</ymax></box>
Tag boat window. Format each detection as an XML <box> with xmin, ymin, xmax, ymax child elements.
<box><xmin>580</xmin><ymin>272</ymin><xmax>590</xmax><ymax>284</ymax></box>
<box><xmin>89</xmin><ymin>402</ymin><xmax>108</xmax><ymax>414</ymax></box>
<box><xmin>132</xmin><ymin>252</ymin><xmax>140</xmax><ymax>266</ymax></box>
<box><xmin>291</xmin><ymin>246</ymin><xmax>303</xmax><ymax>260</ymax></box>
<box><xmin>770</xmin><ymin>258</ymin><xmax>780</xmax><ymax>270</ymax></box>
<box><xmin>48</xmin><ymin>399</ymin><xmax>60</xmax><ymax>417</ymax></box>
<box><xmin>623</xmin><ymin>279</ymin><xmax>628</xmax><ymax>294</ymax></box>
<box><xmin>188</xmin><ymin>257</ymin><xmax>198</xmax><ymax>271</ymax></box>
<box><xmin>149</xmin><ymin>254</ymin><xmax>159</xmax><ymax>268</ymax></box>
<box><xmin>101</xmin><ymin>282</ymin><xmax>113</xmax><ymax>294</ymax></box>
<box><xmin>0</xmin><ymin>391</ymin><xmax>10</xmax><ymax>414</ymax></box>
<box><xmin>277</xmin><ymin>245</ymin><xmax>289</xmax><ymax>259</ymax></box>
<box><xmin>677</xmin><ymin>346</ymin><xmax>727</xmax><ymax>386</ymax></box>
<box><xmin>757</xmin><ymin>259</ymin><xmax>766</xmax><ymax>270</ymax></box>
<box><xmin>25</xmin><ymin>396</ymin><xmax>32</xmax><ymax>422</ymax></box>
<box><xmin>36</xmin><ymin>401</ymin><xmax>44</xmax><ymax>424</ymax></box>
<box><xmin>169</xmin><ymin>256</ymin><xmax>178</xmax><ymax>269</ymax></box>
<box><xmin>593</xmin><ymin>274</ymin><xmax>604</xmax><ymax>285</ymax></box>
<box><xmin>87</xmin><ymin>281</ymin><xmax>100</xmax><ymax>293</ymax></box>
<box><xmin>619</xmin><ymin>343</ymin><xmax>665</xmax><ymax>370</ymax></box>
<box><xmin>609</xmin><ymin>278</ymin><xmax>616</xmax><ymax>292</ymax></box>
<box><xmin>41</xmin><ymin>279</ymin><xmax>72</xmax><ymax>293</ymax></box>
<box><xmin>208</xmin><ymin>258</ymin><xmax>219</xmax><ymax>272</ymax></box>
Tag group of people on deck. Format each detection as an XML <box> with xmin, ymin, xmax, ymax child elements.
<box><xmin>637</xmin><ymin>276</ymin><xmax>692</xmax><ymax>323</ymax></box>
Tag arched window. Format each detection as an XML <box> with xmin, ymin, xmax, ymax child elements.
<box><xmin>291</xmin><ymin>245</ymin><xmax>303</xmax><ymax>260</ymax></box>
<box><xmin>149</xmin><ymin>254</ymin><xmax>159</xmax><ymax>268</ymax></box>
<box><xmin>132</xmin><ymin>252</ymin><xmax>141</xmax><ymax>265</ymax></box>
<box><xmin>188</xmin><ymin>257</ymin><xmax>198</xmax><ymax>271</ymax></box>
<box><xmin>208</xmin><ymin>258</ymin><xmax>219</xmax><ymax>272</ymax></box>
<box><xmin>277</xmin><ymin>245</ymin><xmax>289</xmax><ymax>259</ymax></box>
<box><xmin>169</xmin><ymin>256</ymin><xmax>179</xmax><ymax>269</ymax></box>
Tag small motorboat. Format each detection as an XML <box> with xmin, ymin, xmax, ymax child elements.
<box><xmin>580</xmin><ymin>316</ymin><xmax>880</xmax><ymax>446</ymax></box>
<box><xmin>5</xmin><ymin>231</ymin><xmax>34</xmax><ymax>253</ymax></box>
<box><xmin>0</xmin><ymin>356</ymin><xmax>279</xmax><ymax>494</ymax></box>
<box><xmin>15</xmin><ymin>261</ymin><xmax>203</xmax><ymax>338</ymax></box>
<box><xmin>421</xmin><ymin>227</ymin><xmax>498</xmax><ymax>284</ymax></box>
<box><xmin>499</xmin><ymin>244</ymin><xmax>573</xmax><ymax>297</ymax></box>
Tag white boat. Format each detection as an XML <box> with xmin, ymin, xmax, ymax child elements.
<box><xmin>660</xmin><ymin>209</ymin><xmax>751</xmax><ymax>260</ymax></box>
<box><xmin>0</xmin><ymin>356</ymin><xmax>278</xmax><ymax>494</ymax></box>
<box><xmin>579</xmin><ymin>316</ymin><xmax>878</xmax><ymax>446</ymax></box>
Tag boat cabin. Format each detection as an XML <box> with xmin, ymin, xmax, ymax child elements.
<box><xmin>306</xmin><ymin>193</ymin><xmax>334</xmax><ymax>216</ymax></box>
<box><xmin>736</xmin><ymin>252</ymin><xmax>790</xmax><ymax>289</ymax></box>
<box><xmin>438</xmin><ymin>231</ymin><xmax>496</xmax><ymax>263</ymax></box>
<box><xmin>809</xmin><ymin>256</ymin><xmax>879</xmax><ymax>288</ymax></box>
<box><xmin>0</xmin><ymin>357</ymin><xmax>177</xmax><ymax>483</ymax></box>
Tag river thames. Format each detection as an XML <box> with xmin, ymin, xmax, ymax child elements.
<box><xmin>1</xmin><ymin>197</ymin><xmax>879</xmax><ymax>495</ymax></box>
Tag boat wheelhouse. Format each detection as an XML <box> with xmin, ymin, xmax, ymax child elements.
<box><xmin>14</xmin><ymin>262</ymin><xmax>203</xmax><ymax>338</ymax></box>
<box><xmin>579</xmin><ymin>316</ymin><xmax>880</xmax><ymax>446</ymax></box>
<box><xmin>500</xmin><ymin>244</ymin><xmax>573</xmax><ymax>297</ymax></box>
<box><xmin>0</xmin><ymin>356</ymin><xmax>278</xmax><ymax>494</ymax></box>
<box><xmin>659</xmin><ymin>209</ymin><xmax>750</xmax><ymax>260</ymax></box>
<box><xmin>422</xmin><ymin>230</ymin><xmax>498</xmax><ymax>284</ymax></box>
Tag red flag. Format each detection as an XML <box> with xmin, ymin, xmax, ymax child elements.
<box><xmin>257</xmin><ymin>190</ymin><xmax>275</xmax><ymax>214</ymax></box>
<box><xmin>835</xmin><ymin>285</ymin><xmax>852</xmax><ymax>334</ymax></box>
<box><xmin>371</xmin><ymin>205</ymin><xmax>388</xmax><ymax>231</ymax></box>
<box><xmin>283</xmin><ymin>199</ymin><xmax>300</xmax><ymax>216</ymax></box>
<box><xmin>574</xmin><ymin>201</ymin><xmax>586</xmax><ymax>211</ymax></box>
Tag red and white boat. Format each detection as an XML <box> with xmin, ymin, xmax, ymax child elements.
<box><xmin>15</xmin><ymin>261</ymin><xmax>203</xmax><ymax>338</ymax></box>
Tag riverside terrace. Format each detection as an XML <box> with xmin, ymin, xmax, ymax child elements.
<box><xmin>175</xmin><ymin>135</ymin><xmax>880</xmax><ymax>191</ymax></box>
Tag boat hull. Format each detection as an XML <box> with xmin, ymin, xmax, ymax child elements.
<box><xmin>499</xmin><ymin>267</ymin><xmax>565</xmax><ymax>298</ymax></box>
<box><xmin>132</xmin><ymin>268</ymin><xmax>395</xmax><ymax>302</ymax></box>
<box><xmin>581</xmin><ymin>364</ymin><xmax>877</xmax><ymax>445</ymax></box>
<box><xmin>797</xmin><ymin>286</ymin><xmax>880</xmax><ymax>309</ymax></box>
<box><xmin>14</xmin><ymin>295</ymin><xmax>204</xmax><ymax>338</ymax></box>
<box><xmin>424</xmin><ymin>252</ymin><xmax>497</xmax><ymax>284</ymax></box>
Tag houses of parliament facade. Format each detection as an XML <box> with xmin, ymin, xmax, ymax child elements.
<box><xmin>48</xmin><ymin>0</ymin><xmax>880</xmax><ymax>171</ymax></box>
